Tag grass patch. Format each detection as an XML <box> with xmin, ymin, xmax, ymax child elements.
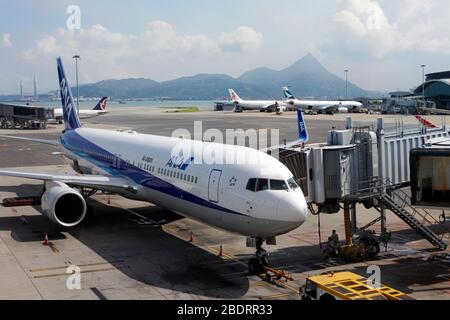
<box><xmin>164</xmin><ymin>107</ymin><xmax>200</xmax><ymax>113</ymax></box>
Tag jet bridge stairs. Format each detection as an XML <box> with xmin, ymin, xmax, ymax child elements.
<box><xmin>346</xmin><ymin>178</ymin><xmax>449</xmax><ymax>250</ymax></box>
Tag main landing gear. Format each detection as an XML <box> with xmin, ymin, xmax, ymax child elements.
<box><xmin>248</xmin><ymin>238</ymin><xmax>269</xmax><ymax>275</ymax></box>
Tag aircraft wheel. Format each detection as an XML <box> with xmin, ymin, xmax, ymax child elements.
<box><xmin>248</xmin><ymin>258</ymin><xmax>264</xmax><ymax>275</ymax></box>
<box><xmin>362</xmin><ymin>239</ymin><xmax>380</xmax><ymax>259</ymax></box>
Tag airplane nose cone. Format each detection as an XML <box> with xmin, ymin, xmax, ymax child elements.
<box><xmin>278</xmin><ymin>191</ymin><xmax>308</xmax><ymax>228</ymax></box>
<box><xmin>295</xmin><ymin>195</ymin><xmax>308</xmax><ymax>225</ymax></box>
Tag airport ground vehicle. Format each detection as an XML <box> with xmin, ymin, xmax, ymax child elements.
<box><xmin>300</xmin><ymin>271</ymin><xmax>412</xmax><ymax>300</ymax></box>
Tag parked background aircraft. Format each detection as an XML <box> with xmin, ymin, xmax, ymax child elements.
<box><xmin>0</xmin><ymin>58</ymin><xmax>307</xmax><ymax>273</ymax></box>
<box><xmin>282</xmin><ymin>87</ymin><xmax>363</xmax><ymax>114</ymax></box>
<box><xmin>229</xmin><ymin>89</ymin><xmax>288</xmax><ymax>113</ymax></box>
<box><xmin>52</xmin><ymin>97</ymin><xmax>109</xmax><ymax>123</ymax></box>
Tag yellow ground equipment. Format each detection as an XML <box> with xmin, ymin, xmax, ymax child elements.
<box><xmin>300</xmin><ymin>271</ymin><xmax>414</xmax><ymax>300</ymax></box>
<box><xmin>338</xmin><ymin>203</ymin><xmax>380</xmax><ymax>261</ymax></box>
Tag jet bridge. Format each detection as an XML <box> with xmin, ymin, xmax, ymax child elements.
<box><xmin>0</xmin><ymin>103</ymin><xmax>54</xmax><ymax>129</ymax></box>
<box><xmin>275</xmin><ymin>116</ymin><xmax>450</xmax><ymax>251</ymax></box>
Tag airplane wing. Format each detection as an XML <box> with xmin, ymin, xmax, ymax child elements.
<box><xmin>320</xmin><ymin>104</ymin><xmax>340</xmax><ymax>113</ymax></box>
<box><xmin>0</xmin><ymin>170</ymin><xmax>138</xmax><ymax>195</ymax></box>
<box><xmin>0</xmin><ymin>135</ymin><xmax>60</xmax><ymax>146</ymax></box>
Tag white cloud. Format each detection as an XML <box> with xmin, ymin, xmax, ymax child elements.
<box><xmin>333</xmin><ymin>0</ymin><xmax>450</xmax><ymax>58</ymax></box>
<box><xmin>2</xmin><ymin>33</ymin><xmax>12</xmax><ymax>47</ymax></box>
<box><xmin>218</xmin><ymin>26</ymin><xmax>263</xmax><ymax>52</ymax></box>
<box><xmin>22</xmin><ymin>22</ymin><xmax>262</xmax><ymax>82</ymax></box>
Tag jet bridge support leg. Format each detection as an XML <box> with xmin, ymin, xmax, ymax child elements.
<box><xmin>380</xmin><ymin>203</ymin><xmax>387</xmax><ymax>239</ymax></box>
<box><xmin>351</xmin><ymin>205</ymin><xmax>358</xmax><ymax>233</ymax></box>
<box><xmin>344</xmin><ymin>202</ymin><xmax>353</xmax><ymax>246</ymax></box>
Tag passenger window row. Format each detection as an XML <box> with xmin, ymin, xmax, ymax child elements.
<box><xmin>108</xmin><ymin>156</ymin><xmax>199</xmax><ymax>185</ymax></box>
<box><xmin>157</xmin><ymin>167</ymin><xmax>199</xmax><ymax>184</ymax></box>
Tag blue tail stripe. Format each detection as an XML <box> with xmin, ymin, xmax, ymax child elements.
<box><xmin>297</xmin><ymin>109</ymin><xmax>309</xmax><ymax>142</ymax></box>
<box><xmin>57</xmin><ymin>57</ymin><xmax>82</xmax><ymax>130</ymax></box>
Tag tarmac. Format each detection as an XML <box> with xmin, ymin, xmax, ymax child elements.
<box><xmin>0</xmin><ymin>108</ymin><xmax>449</xmax><ymax>300</ymax></box>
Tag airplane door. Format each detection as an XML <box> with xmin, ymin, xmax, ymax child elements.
<box><xmin>208</xmin><ymin>169</ymin><xmax>222</xmax><ymax>203</ymax></box>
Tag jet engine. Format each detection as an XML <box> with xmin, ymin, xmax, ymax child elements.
<box><xmin>41</xmin><ymin>181</ymin><xmax>87</xmax><ymax>227</ymax></box>
<box><xmin>338</xmin><ymin>106</ymin><xmax>349</xmax><ymax>113</ymax></box>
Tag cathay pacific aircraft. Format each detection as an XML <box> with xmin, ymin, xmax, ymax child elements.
<box><xmin>282</xmin><ymin>87</ymin><xmax>363</xmax><ymax>114</ymax></box>
<box><xmin>0</xmin><ymin>58</ymin><xmax>307</xmax><ymax>274</ymax></box>
<box><xmin>52</xmin><ymin>97</ymin><xmax>109</xmax><ymax>123</ymax></box>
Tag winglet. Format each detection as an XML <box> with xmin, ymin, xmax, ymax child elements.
<box><xmin>57</xmin><ymin>57</ymin><xmax>82</xmax><ymax>130</ymax></box>
<box><xmin>297</xmin><ymin>109</ymin><xmax>309</xmax><ymax>142</ymax></box>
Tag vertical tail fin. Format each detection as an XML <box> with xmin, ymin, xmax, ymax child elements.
<box><xmin>93</xmin><ymin>97</ymin><xmax>108</xmax><ymax>111</ymax></box>
<box><xmin>283</xmin><ymin>87</ymin><xmax>295</xmax><ymax>99</ymax></box>
<box><xmin>229</xmin><ymin>89</ymin><xmax>242</xmax><ymax>102</ymax></box>
<box><xmin>57</xmin><ymin>57</ymin><xmax>82</xmax><ymax>130</ymax></box>
<box><xmin>297</xmin><ymin>109</ymin><xmax>309</xmax><ymax>142</ymax></box>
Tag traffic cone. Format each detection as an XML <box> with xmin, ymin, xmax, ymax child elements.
<box><xmin>218</xmin><ymin>245</ymin><xmax>223</xmax><ymax>257</ymax></box>
<box><xmin>189</xmin><ymin>232</ymin><xmax>194</xmax><ymax>243</ymax></box>
<box><xmin>43</xmin><ymin>232</ymin><xmax>49</xmax><ymax>246</ymax></box>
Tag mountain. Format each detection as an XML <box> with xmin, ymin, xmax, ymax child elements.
<box><xmin>63</xmin><ymin>54</ymin><xmax>381</xmax><ymax>100</ymax></box>
<box><xmin>239</xmin><ymin>53</ymin><xmax>379</xmax><ymax>98</ymax></box>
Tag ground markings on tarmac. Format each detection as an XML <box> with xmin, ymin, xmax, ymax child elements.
<box><xmin>163</xmin><ymin>224</ymin><xmax>303</xmax><ymax>300</ymax></box>
<box><xmin>29</xmin><ymin>260</ymin><xmax>123</xmax><ymax>279</ymax></box>
<box><xmin>109</xmin><ymin>200</ymin><xmax>166</xmax><ymax>226</ymax></box>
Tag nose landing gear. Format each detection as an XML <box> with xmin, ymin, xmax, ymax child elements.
<box><xmin>248</xmin><ymin>238</ymin><xmax>269</xmax><ymax>275</ymax></box>
<box><xmin>248</xmin><ymin>238</ymin><xmax>294</xmax><ymax>282</ymax></box>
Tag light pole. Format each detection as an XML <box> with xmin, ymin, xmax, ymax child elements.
<box><xmin>73</xmin><ymin>55</ymin><xmax>81</xmax><ymax>116</ymax></box>
<box><xmin>421</xmin><ymin>64</ymin><xmax>426</xmax><ymax>101</ymax></box>
<box><xmin>345</xmin><ymin>70</ymin><xmax>349</xmax><ymax>99</ymax></box>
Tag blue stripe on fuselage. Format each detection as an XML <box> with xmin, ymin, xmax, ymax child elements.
<box><xmin>60</xmin><ymin>130</ymin><xmax>248</xmax><ymax>217</ymax></box>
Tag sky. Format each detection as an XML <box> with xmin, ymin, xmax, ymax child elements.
<box><xmin>1</xmin><ymin>0</ymin><xmax>450</xmax><ymax>95</ymax></box>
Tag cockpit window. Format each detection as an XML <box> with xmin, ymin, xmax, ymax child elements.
<box><xmin>256</xmin><ymin>179</ymin><xmax>269</xmax><ymax>191</ymax></box>
<box><xmin>246</xmin><ymin>178</ymin><xmax>257</xmax><ymax>192</ymax></box>
<box><xmin>248</xmin><ymin>178</ymin><xmax>289</xmax><ymax>192</ymax></box>
<box><xmin>270</xmin><ymin>180</ymin><xmax>289</xmax><ymax>190</ymax></box>
<box><xmin>287</xmin><ymin>177</ymin><xmax>299</xmax><ymax>190</ymax></box>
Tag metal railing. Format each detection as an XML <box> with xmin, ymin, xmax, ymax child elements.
<box><xmin>346</xmin><ymin>177</ymin><xmax>449</xmax><ymax>242</ymax></box>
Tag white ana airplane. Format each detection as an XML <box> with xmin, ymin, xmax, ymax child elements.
<box><xmin>282</xmin><ymin>87</ymin><xmax>363</xmax><ymax>114</ymax></box>
<box><xmin>52</xmin><ymin>97</ymin><xmax>109</xmax><ymax>123</ymax></box>
<box><xmin>0</xmin><ymin>58</ymin><xmax>308</xmax><ymax>273</ymax></box>
<box><xmin>229</xmin><ymin>89</ymin><xmax>288</xmax><ymax>113</ymax></box>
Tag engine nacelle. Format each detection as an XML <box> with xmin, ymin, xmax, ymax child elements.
<box><xmin>41</xmin><ymin>181</ymin><xmax>87</xmax><ymax>227</ymax></box>
<box><xmin>338</xmin><ymin>106</ymin><xmax>349</xmax><ymax>113</ymax></box>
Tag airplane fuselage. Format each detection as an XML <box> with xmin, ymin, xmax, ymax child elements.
<box><xmin>53</xmin><ymin>108</ymin><xmax>109</xmax><ymax>120</ymax></box>
<box><xmin>60</xmin><ymin>128</ymin><xmax>307</xmax><ymax>238</ymax></box>
<box><xmin>288</xmin><ymin>99</ymin><xmax>362</xmax><ymax>113</ymax></box>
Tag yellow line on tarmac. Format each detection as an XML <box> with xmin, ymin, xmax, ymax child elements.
<box><xmin>259</xmin><ymin>292</ymin><xmax>298</xmax><ymax>300</ymax></box>
<box><xmin>30</xmin><ymin>261</ymin><xmax>118</xmax><ymax>273</ymax></box>
<box><xmin>32</xmin><ymin>267</ymin><xmax>116</xmax><ymax>279</ymax></box>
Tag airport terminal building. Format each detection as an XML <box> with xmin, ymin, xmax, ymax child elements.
<box><xmin>414</xmin><ymin>71</ymin><xmax>450</xmax><ymax>109</ymax></box>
